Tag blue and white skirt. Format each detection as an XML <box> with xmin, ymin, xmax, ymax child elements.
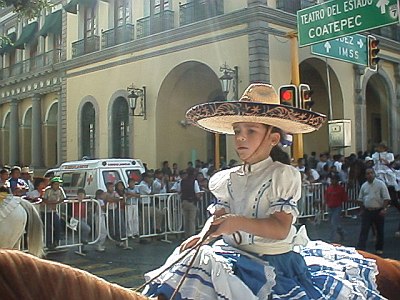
<box><xmin>143</xmin><ymin>240</ymin><xmax>385</xmax><ymax>299</ymax></box>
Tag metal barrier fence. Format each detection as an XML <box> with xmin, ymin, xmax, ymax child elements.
<box><xmin>23</xmin><ymin>183</ymin><xmax>360</xmax><ymax>254</ymax></box>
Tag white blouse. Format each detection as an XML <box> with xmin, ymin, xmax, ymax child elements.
<box><xmin>209</xmin><ymin>157</ymin><xmax>304</xmax><ymax>255</ymax></box>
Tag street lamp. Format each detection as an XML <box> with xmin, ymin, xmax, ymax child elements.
<box><xmin>219</xmin><ymin>63</ymin><xmax>239</xmax><ymax>100</ymax></box>
<box><xmin>127</xmin><ymin>85</ymin><xmax>147</xmax><ymax>119</ymax></box>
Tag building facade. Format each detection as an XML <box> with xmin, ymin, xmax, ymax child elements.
<box><xmin>0</xmin><ymin>0</ymin><xmax>399</xmax><ymax>171</ymax></box>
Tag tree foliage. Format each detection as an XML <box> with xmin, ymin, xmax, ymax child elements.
<box><xmin>0</xmin><ymin>0</ymin><xmax>51</xmax><ymax>19</ymax></box>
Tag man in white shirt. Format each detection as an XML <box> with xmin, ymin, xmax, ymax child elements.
<box><xmin>356</xmin><ymin>168</ymin><xmax>390</xmax><ymax>255</ymax></box>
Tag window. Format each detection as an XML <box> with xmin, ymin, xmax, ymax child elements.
<box><xmin>154</xmin><ymin>0</ymin><xmax>170</xmax><ymax>13</ymax></box>
<box><xmin>62</xmin><ymin>172</ymin><xmax>87</xmax><ymax>188</ymax></box>
<box><xmin>126</xmin><ymin>169</ymin><xmax>142</xmax><ymax>183</ymax></box>
<box><xmin>115</xmin><ymin>0</ymin><xmax>131</xmax><ymax>27</ymax></box>
<box><xmin>81</xmin><ymin>102</ymin><xmax>96</xmax><ymax>158</ymax></box>
<box><xmin>111</xmin><ymin>97</ymin><xmax>129</xmax><ymax>158</ymax></box>
<box><xmin>102</xmin><ymin>170</ymin><xmax>121</xmax><ymax>185</ymax></box>
<box><xmin>84</xmin><ymin>5</ymin><xmax>96</xmax><ymax>38</ymax></box>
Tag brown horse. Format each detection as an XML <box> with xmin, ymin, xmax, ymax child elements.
<box><xmin>0</xmin><ymin>249</ymin><xmax>399</xmax><ymax>299</ymax></box>
<box><xmin>0</xmin><ymin>249</ymin><xmax>151</xmax><ymax>300</ymax></box>
<box><xmin>357</xmin><ymin>250</ymin><xmax>400</xmax><ymax>300</ymax></box>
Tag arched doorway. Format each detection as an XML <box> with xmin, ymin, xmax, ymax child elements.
<box><xmin>365</xmin><ymin>74</ymin><xmax>391</xmax><ymax>153</ymax></box>
<box><xmin>21</xmin><ymin>107</ymin><xmax>32</xmax><ymax>165</ymax></box>
<box><xmin>81</xmin><ymin>102</ymin><xmax>96</xmax><ymax>159</ymax></box>
<box><xmin>156</xmin><ymin>61</ymin><xmax>224</xmax><ymax>169</ymax></box>
<box><xmin>300</xmin><ymin>58</ymin><xmax>343</xmax><ymax>156</ymax></box>
<box><xmin>1</xmin><ymin>113</ymin><xmax>10</xmax><ymax>165</ymax></box>
<box><xmin>44</xmin><ymin>102</ymin><xmax>58</xmax><ymax>167</ymax></box>
<box><xmin>111</xmin><ymin>97</ymin><xmax>129</xmax><ymax>158</ymax></box>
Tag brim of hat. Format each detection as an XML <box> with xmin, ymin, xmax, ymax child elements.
<box><xmin>185</xmin><ymin>101</ymin><xmax>327</xmax><ymax>134</ymax></box>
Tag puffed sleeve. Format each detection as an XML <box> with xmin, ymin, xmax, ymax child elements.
<box><xmin>208</xmin><ymin>168</ymin><xmax>238</xmax><ymax>213</ymax></box>
<box><xmin>265</xmin><ymin>164</ymin><xmax>301</xmax><ymax>218</ymax></box>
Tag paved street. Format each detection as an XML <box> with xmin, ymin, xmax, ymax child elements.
<box><xmin>48</xmin><ymin>208</ymin><xmax>400</xmax><ymax>290</ymax></box>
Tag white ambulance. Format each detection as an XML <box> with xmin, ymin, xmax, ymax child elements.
<box><xmin>52</xmin><ymin>158</ymin><xmax>146</xmax><ymax>197</ymax></box>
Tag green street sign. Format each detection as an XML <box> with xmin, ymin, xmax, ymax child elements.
<box><xmin>311</xmin><ymin>34</ymin><xmax>368</xmax><ymax>66</ymax></box>
<box><xmin>297</xmin><ymin>0</ymin><xmax>399</xmax><ymax>47</ymax></box>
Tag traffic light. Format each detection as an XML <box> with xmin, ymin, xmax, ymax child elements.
<box><xmin>279</xmin><ymin>84</ymin><xmax>297</xmax><ymax>107</ymax></box>
<box><xmin>299</xmin><ymin>84</ymin><xmax>314</xmax><ymax>110</ymax></box>
<box><xmin>368</xmin><ymin>35</ymin><xmax>380</xmax><ymax>71</ymax></box>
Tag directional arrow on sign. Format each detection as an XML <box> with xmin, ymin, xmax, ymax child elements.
<box><xmin>376</xmin><ymin>0</ymin><xmax>390</xmax><ymax>14</ymax></box>
<box><xmin>324</xmin><ymin>42</ymin><xmax>331</xmax><ymax>53</ymax></box>
<box><xmin>357</xmin><ymin>39</ymin><xmax>364</xmax><ymax>49</ymax></box>
<box><xmin>311</xmin><ymin>34</ymin><xmax>368</xmax><ymax>66</ymax></box>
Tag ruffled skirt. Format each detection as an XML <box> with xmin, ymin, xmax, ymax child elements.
<box><xmin>143</xmin><ymin>240</ymin><xmax>385</xmax><ymax>299</ymax></box>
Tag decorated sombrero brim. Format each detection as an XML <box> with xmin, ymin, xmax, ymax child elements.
<box><xmin>185</xmin><ymin>83</ymin><xmax>327</xmax><ymax>135</ymax></box>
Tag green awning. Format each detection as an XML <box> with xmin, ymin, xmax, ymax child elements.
<box><xmin>0</xmin><ymin>32</ymin><xmax>16</xmax><ymax>55</ymax></box>
<box><xmin>64</xmin><ymin>0</ymin><xmax>97</xmax><ymax>14</ymax></box>
<box><xmin>39</xmin><ymin>10</ymin><xmax>62</xmax><ymax>37</ymax></box>
<box><xmin>14</xmin><ymin>22</ymin><xmax>38</xmax><ymax>49</ymax></box>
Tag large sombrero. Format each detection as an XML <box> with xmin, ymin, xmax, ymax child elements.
<box><xmin>185</xmin><ymin>83</ymin><xmax>327</xmax><ymax>134</ymax></box>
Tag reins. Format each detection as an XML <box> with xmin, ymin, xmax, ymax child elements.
<box><xmin>134</xmin><ymin>225</ymin><xmax>218</xmax><ymax>299</ymax></box>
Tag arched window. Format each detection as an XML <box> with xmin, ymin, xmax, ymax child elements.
<box><xmin>112</xmin><ymin>97</ymin><xmax>129</xmax><ymax>158</ymax></box>
<box><xmin>81</xmin><ymin>102</ymin><xmax>96</xmax><ymax>158</ymax></box>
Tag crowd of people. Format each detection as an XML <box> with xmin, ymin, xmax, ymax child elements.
<box><xmin>296</xmin><ymin>145</ymin><xmax>400</xmax><ymax>255</ymax></box>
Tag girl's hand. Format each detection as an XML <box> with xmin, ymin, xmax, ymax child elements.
<box><xmin>209</xmin><ymin>214</ymin><xmax>243</xmax><ymax>237</ymax></box>
<box><xmin>179</xmin><ymin>235</ymin><xmax>201</xmax><ymax>252</ymax></box>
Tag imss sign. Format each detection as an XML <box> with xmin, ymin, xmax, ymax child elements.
<box><xmin>297</xmin><ymin>0</ymin><xmax>399</xmax><ymax>47</ymax></box>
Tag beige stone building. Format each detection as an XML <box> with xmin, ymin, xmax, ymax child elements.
<box><xmin>0</xmin><ymin>0</ymin><xmax>399</xmax><ymax>172</ymax></box>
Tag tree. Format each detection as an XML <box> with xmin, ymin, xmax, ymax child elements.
<box><xmin>0</xmin><ymin>0</ymin><xmax>50</xmax><ymax>19</ymax></box>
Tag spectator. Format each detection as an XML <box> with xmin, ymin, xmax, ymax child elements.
<box><xmin>8</xmin><ymin>166</ymin><xmax>28</xmax><ymax>196</ymax></box>
<box><xmin>42</xmin><ymin>177</ymin><xmax>66</xmax><ymax>250</ymax></box>
<box><xmin>72</xmin><ymin>188</ymin><xmax>91</xmax><ymax>252</ymax></box>
<box><xmin>0</xmin><ymin>169</ymin><xmax>9</xmax><ymax>187</ymax></box>
<box><xmin>105</xmin><ymin>182</ymin><xmax>125</xmax><ymax>247</ymax></box>
<box><xmin>137</xmin><ymin>173</ymin><xmax>163</xmax><ymax>237</ymax></box>
<box><xmin>324</xmin><ymin>174</ymin><xmax>347</xmax><ymax>242</ymax></box>
<box><xmin>125</xmin><ymin>178</ymin><xmax>140</xmax><ymax>238</ymax></box>
<box><xmin>161</xmin><ymin>161</ymin><xmax>172</xmax><ymax>178</ymax></box>
<box><xmin>20</xmin><ymin>167</ymin><xmax>34</xmax><ymax>192</ymax></box>
<box><xmin>307</xmin><ymin>151</ymin><xmax>318</xmax><ymax>169</ymax></box>
<box><xmin>175</xmin><ymin>168</ymin><xmax>201</xmax><ymax>238</ymax></box>
<box><xmin>152</xmin><ymin>169</ymin><xmax>166</xmax><ymax>194</ymax></box>
<box><xmin>356</xmin><ymin>168</ymin><xmax>390</xmax><ymax>255</ymax></box>
<box><xmin>94</xmin><ymin>189</ymin><xmax>107</xmax><ymax>252</ymax></box>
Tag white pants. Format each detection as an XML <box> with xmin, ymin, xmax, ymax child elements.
<box><xmin>126</xmin><ymin>204</ymin><xmax>139</xmax><ymax>237</ymax></box>
<box><xmin>95</xmin><ymin>213</ymin><xmax>107</xmax><ymax>246</ymax></box>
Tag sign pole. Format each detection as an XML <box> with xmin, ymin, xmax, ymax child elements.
<box><xmin>215</xmin><ymin>133</ymin><xmax>220</xmax><ymax>169</ymax></box>
<box><xmin>288</xmin><ymin>31</ymin><xmax>303</xmax><ymax>162</ymax></box>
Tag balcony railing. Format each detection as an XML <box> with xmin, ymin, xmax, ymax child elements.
<box><xmin>0</xmin><ymin>49</ymin><xmax>62</xmax><ymax>80</ymax></box>
<box><xmin>276</xmin><ymin>0</ymin><xmax>323</xmax><ymax>14</ymax></box>
<box><xmin>179</xmin><ymin>0</ymin><xmax>224</xmax><ymax>26</ymax></box>
<box><xmin>136</xmin><ymin>10</ymin><xmax>175</xmax><ymax>39</ymax></box>
<box><xmin>72</xmin><ymin>35</ymin><xmax>100</xmax><ymax>58</ymax></box>
<box><xmin>370</xmin><ymin>25</ymin><xmax>400</xmax><ymax>42</ymax></box>
<box><xmin>102</xmin><ymin>23</ymin><xmax>135</xmax><ymax>48</ymax></box>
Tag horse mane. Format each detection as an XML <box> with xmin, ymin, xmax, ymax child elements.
<box><xmin>0</xmin><ymin>249</ymin><xmax>151</xmax><ymax>300</ymax></box>
<box><xmin>357</xmin><ymin>250</ymin><xmax>400</xmax><ymax>300</ymax></box>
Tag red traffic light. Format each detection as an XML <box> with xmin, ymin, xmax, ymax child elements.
<box><xmin>279</xmin><ymin>85</ymin><xmax>297</xmax><ymax>107</ymax></box>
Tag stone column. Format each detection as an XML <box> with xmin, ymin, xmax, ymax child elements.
<box><xmin>393</xmin><ymin>63</ymin><xmax>400</xmax><ymax>154</ymax></box>
<box><xmin>247</xmin><ymin>0</ymin><xmax>269</xmax><ymax>83</ymax></box>
<box><xmin>31</xmin><ymin>94</ymin><xmax>44</xmax><ymax>168</ymax></box>
<box><xmin>57</xmin><ymin>91</ymin><xmax>62</xmax><ymax>165</ymax></box>
<box><xmin>353</xmin><ymin>65</ymin><xmax>367</xmax><ymax>152</ymax></box>
<box><xmin>9</xmin><ymin>99</ymin><xmax>19</xmax><ymax>166</ymax></box>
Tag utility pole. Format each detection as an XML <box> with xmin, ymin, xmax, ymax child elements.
<box><xmin>288</xmin><ymin>31</ymin><xmax>303</xmax><ymax>161</ymax></box>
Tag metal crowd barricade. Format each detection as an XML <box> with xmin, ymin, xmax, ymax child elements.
<box><xmin>298</xmin><ymin>182</ymin><xmax>325</xmax><ymax>220</ymax></box>
<box><xmin>196</xmin><ymin>191</ymin><xmax>213</xmax><ymax>230</ymax></box>
<box><xmin>105</xmin><ymin>197</ymin><xmax>130</xmax><ymax>249</ymax></box>
<box><xmin>37</xmin><ymin>197</ymin><xmax>102</xmax><ymax>255</ymax></box>
<box><xmin>297</xmin><ymin>182</ymin><xmax>361</xmax><ymax>222</ymax></box>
